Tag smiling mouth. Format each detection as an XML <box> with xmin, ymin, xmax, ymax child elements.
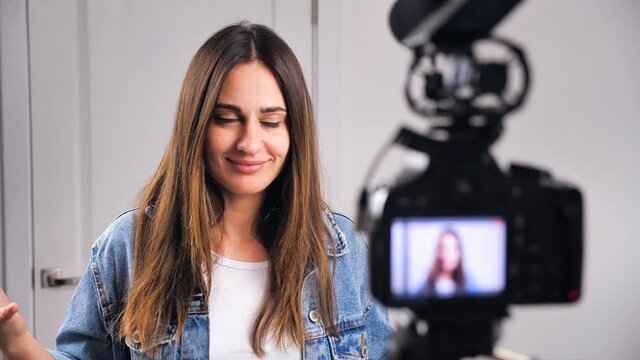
<box><xmin>226</xmin><ymin>158</ymin><xmax>268</xmax><ymax>174</ymax></box>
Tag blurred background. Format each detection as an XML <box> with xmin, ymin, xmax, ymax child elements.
<box><xmin>1</xmin><ymin>0</ymin><xmax>638</xmax><ymax>359</ymax></box>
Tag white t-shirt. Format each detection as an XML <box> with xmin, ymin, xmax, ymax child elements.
<box><xmin>434</xmin><ymin>277</ymin><xmax>456</xmax><ymax>297</ymax></box>
<box><xmin>209</xmin><ymin>254</ymin><xmax>301</xmax><ymax>359</ymax></box>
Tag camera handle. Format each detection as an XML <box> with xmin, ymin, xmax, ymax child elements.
<box><xmin>426</xmin><ymin>319</ymin><xmax>496</xmax><ymax>360</ymax></box>
<box><xmin>393</xmin><ymin>318</ymin><xmax>496</xmax><ymax>360</ymax></box>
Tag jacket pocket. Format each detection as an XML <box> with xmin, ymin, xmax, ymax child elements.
<box><xmin>124</xmin><ymin>293</ymin><xmax>207</xmax><ymax>359</ymax></box>
<box><xmin>328</xmin><ymin>316</ymin><xmax>369</xmax><ymax>359</ymax></box>
<box><xmin>125</xmin><ymin>323</ymin><xmax>177</xmax><ymax>359</ymax></box>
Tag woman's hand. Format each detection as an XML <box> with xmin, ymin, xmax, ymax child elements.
<box><xmin>0</xmin><ymin>287</ymin><xmax>27</xmax><ymax>351</ymax></box>
<box><xmin>0</xmin><ymin>288</ymin><xmax>52</xmax><ymax>360</ymax></box>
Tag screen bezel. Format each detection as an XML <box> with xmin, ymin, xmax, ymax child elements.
<box><xmin>371</xmin><ymin>212</ymin><xmax>510</xmax><ymax>312</ymax></box>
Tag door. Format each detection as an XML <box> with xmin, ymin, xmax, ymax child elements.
<box><xmin>14</xmin><ymin>0</ymin><xmax>314</xmax><ymax>348</ymax></box>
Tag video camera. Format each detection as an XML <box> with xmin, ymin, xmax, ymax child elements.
<box><xmin>357</xmin><ymin>1</ymin><xmax>584</xmax><ymax>359</ymax></box>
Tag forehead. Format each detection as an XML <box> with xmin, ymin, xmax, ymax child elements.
<box><xmin>216</xmin><ymin>61</ymin><xmax>285</xmax><ymax>107</ymax></box>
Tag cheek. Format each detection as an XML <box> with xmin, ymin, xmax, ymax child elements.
<box><xmin>204</xmin><ymin>131</ymin><xmax>227</xmax><ymax>173</ymax></box>
<box><xmin>281</xmin><ymin>137</ymin><xmax>291</xmax><ymax>159</ymax></box>
<box><xmin>270</xmin><ymin>131</ymin><xmax>291</xmax><ymax>160</ymax></box>
<box><xmin>205</xmin><ymin>129</ymin><xmax>231</xmax><ymax>157</ymax></box>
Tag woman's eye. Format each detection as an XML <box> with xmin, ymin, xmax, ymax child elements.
<box><xmin>213</xmin><ymin>116</ymin><xmax>239</xmax><ymax>124</ymax></box>
<box><xmin>261</xmin><ymin>121</ymin><xmax>282</xmax><ymax>128</ymax></box>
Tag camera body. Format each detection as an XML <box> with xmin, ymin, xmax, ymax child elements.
<box><xmin>369</xmin><ymin>140</ymin><xmax>583</xmax><ymax>317</ymax></box>
<box><xmin>366</xmin><ymin>0</ymin><xmax>584</xmax><ymax>358</ymax></box>
<box><xmin>364</xmin><ymin>0</ymin><xmax>583</xmax><ymax>321</ymax></box>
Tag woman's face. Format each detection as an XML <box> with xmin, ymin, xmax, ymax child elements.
<box><xmin>438</xmin><ymin>233</ymin><xmax>462</xmax><ymax>272</ymax></box>
<box><xmin>205</xmin><ymin>61</ymin><xmax>290</xmax><ymax>200</ymax></box>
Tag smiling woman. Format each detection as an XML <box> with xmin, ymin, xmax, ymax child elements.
<box><xmin>206</xmin><ymin>61</ymin><xmax>291</xmax><ymax>199</ymax></box>
<box><xmin>0</xmin><ymin>22</ymin><xmax>391</xmax><ymax>359</ymax></box>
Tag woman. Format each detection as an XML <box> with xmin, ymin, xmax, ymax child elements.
<box><xmin>422</xmin><ymin>229</ymin><xmax>467</xmax><ymax>297</ymax></box>
<box><xmin>0</xmin><ymin>22</ymin><xmax>391</xmax><ymax>359</ymax></box>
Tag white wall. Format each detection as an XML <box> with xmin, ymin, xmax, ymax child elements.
<box><xmin>0</xmin><ymin>0</ymin><xmax>34</xmax><ymax>334</ymax></box>
<box><xmin>2</xmin><ymin>0</ymin><xmax>638</xmax><ymax>358</ymax></box>
<box><xmin>335</xmin><ymin>0</ymin><xmax>640</xmax><ymax>359</ymax></box>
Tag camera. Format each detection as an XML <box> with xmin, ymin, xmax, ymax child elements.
<box><xmin>369</xmin><ymin>152</ymin><xmax>584</xmax><ymax>311</ymax></box>
<box><xmin>357</xmin><ymin>0</ymin><xmax>584</xmax><ymax>358</ymax></box>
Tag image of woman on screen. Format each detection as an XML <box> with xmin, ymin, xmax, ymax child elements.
<box><xmin>422</xmin><ymin>229</ymin><xmax>467</xmax><ymax>297</ymax></box>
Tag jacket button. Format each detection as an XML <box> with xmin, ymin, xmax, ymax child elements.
<box><xmin>308</xmin><ymin>310</ymin><xmax>319</xmax><ymax>323</ymax></box>
<box><xmin>361</xmin><ymin>334</ymin><xmax>368</xmax><ymax>358</ymax></box>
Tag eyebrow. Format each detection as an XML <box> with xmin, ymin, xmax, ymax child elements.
<box><xmin>215</xmin><ymin>103</ymin><xmax>287</xmax><ymax>114</ymax></box>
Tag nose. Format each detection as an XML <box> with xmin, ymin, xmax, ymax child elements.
<box><xmin>236</xmin><ymin>120</ymin><xmax>261</xmax><ymax>155</ymax></box>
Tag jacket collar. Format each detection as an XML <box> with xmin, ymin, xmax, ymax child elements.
<box><xmin>322</xmin><ymin>209</ymin><xmax>349</xmax><ymax>258</ymax></box>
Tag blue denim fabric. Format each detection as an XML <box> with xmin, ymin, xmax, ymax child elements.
<box><xmin>48</xmin><ymin>209</ymin><xmax>392</xmax><ymax>359</ymax></box>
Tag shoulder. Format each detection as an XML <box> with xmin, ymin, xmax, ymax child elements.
<box><xmin>323</xmin><ymin>210</ymin><xmax>368</xmax><ymax>259</ymax></box>
<box><xmin>98</xmin><ymin>208</ymin><xmax>138</xmax><ymax>242</ymax></box>
<box><xmin>323</xmin><ymin>210</ymin><xmax>370</xmax><ymax>299</ymax></box>
<box><xmin>90</xmin><ymin>209</ymin><xmax>140</xmax><ymax>303</ymax></box>
<box><xmin>92</xmin><ymin>208</ymin><xmax>138</xmax><ymax>262</ymax></box>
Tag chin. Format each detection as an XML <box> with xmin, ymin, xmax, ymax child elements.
<box><xmin>233</xmin><ymin>190</ymin><xmax>268</xmax><ymax>197</ymax></box>
<box><xmin>225</xmin><ymin>184</ymin><xmax>270</xmax><ymax>197</ymax></box>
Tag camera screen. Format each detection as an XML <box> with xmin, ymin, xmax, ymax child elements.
<box><xmin>390</xmin><ymin>216</ymin><xmax>506</xmax><ymax>299</ymax></box>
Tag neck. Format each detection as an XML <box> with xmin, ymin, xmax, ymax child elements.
<box><xmin>216</xmin><ymin>192</ymin><xmax>269</xmax><ymax>261</ymax></box>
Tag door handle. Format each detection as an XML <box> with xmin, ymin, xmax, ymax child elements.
<box><xmin>41</xmin><ymin>268</ymin><xmax>81</xmax><ymax>288</ymax></box>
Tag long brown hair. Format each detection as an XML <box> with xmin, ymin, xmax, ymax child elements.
<box><xmin>426</xmin><ymin>229</ymin><xmax>466</xmax><ymax>292</ymax></box>
<box><xmin>119</xmin><ymin>22</ymin><xmax>336</xmax><ymax>356</ymax></box>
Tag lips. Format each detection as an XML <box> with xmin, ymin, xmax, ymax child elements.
<box><xmin>226</xmin><ymin>158</ymin><xmax>268</xmax><ymax>174</ymax></box>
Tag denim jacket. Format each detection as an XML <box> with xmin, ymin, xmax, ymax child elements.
<box><xmin>49</xmin><ymin>209</ymin><xmax>392</xmax><ymax>359</ymax></box>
